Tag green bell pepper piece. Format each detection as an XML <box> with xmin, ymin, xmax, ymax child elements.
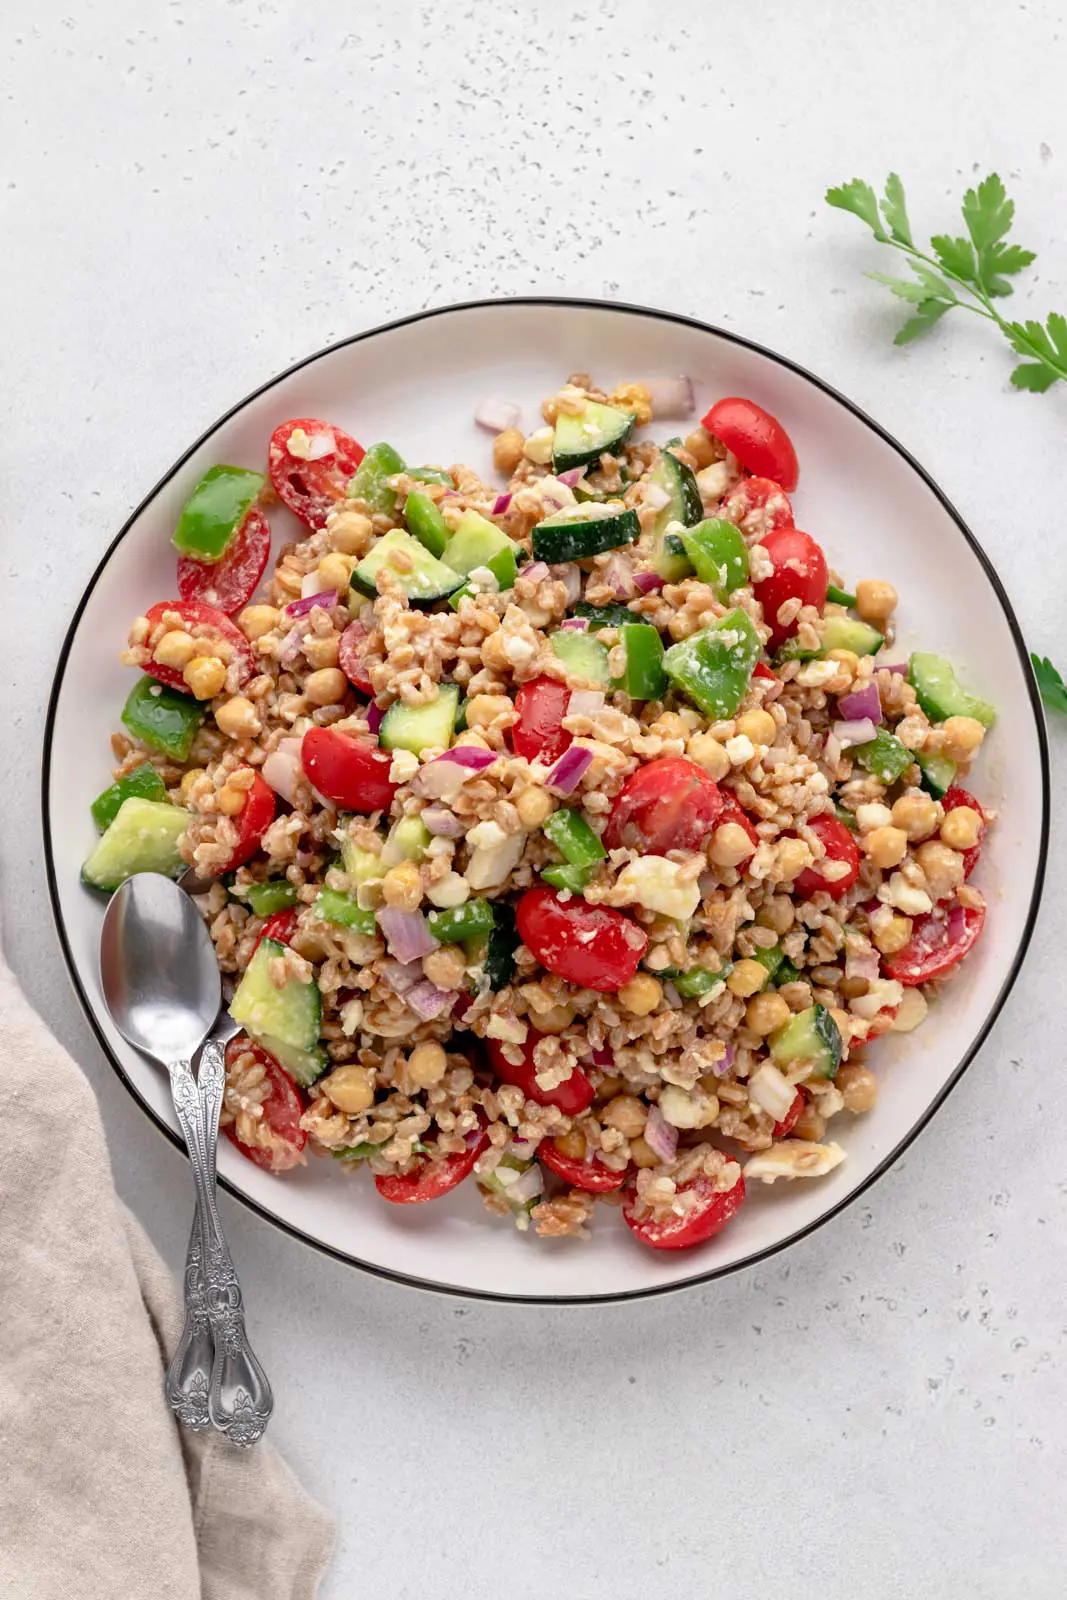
<box><xmin>332</xmin><ymin>1141</ymin><xmax>380</xmax><ymax>1162</ymax></box>
<box><xmin>543</xmin><ymin>808</ymin><xmax>606</xmax><ymax>869</ymax></box>
<box><xmin>408</xmin><ymin>466</ymin><xmax>454</xmax><ymax>488</ymax></box>
<box><xmin>826</xmin><ymin>583</ymin><xmax>856</xmax><ymax>607</ymax></box>
<box><xmin>680</xmin><ymin>519</ymin><xmax>750</xmax><ymax>599</ymax></box>
<box><xmin>541</xmin><ymin>862</ymin><xmax>597</xmax><ymax>893</ymax></box>
<box><xmin>171</xmin><ymin>465</ymin><xmax>264</xmax><ymax>562</ymax></box>
<box><xmin>312</xmin><ymin>888</ymin><xmax>378</xmax><ymax>934</ymax></box>
<box><xmin>90</xmin><ymin>762</ymin><xmax>168</xmax><ymax>832</ymax></box>
<box><xmin>617</xmin><ymin>623</ymin><xmax>668</xmax><ymax>700</ymax></box>
<box><xmin>834</xmin><ymin>802</ymin><xmax>859</xmax><ymax>833</ymax></box>
<box><xmin>672</xmin><ymin>966</ymin><xmax>727</xmax><ymax>999</ymax></box>
<box><xmin>852</xmin><ymin>728</ymin><xmax>913</xmax><ymax>784</ymax></box>
<box><xmin>404</xmin><ymin>490</ymin><xmax>449</xmax><ymax>558</ymax></box>
<box><xmin>448</xmin><ymin>545</ymin><xmax>518</xmax><ymax>608</ymax></box>
<box><xmin>775</xmin><ymin>957</ymin><xmax>802</xmax><ymax>986</ymax></box>
<box><xmin>663</xmin><ymin>607</ymin><xmax>762</xmax><ymax>719</ymax></box>
<box><xmin>347</xmin><ymin>442</ymin><xmax>406</xmax><ymax>516</ymax></box>
<box><xmin>428</xmin><ymin>898</ymin><xmax>496</xmax><ymax>944</ymax></box>
<box><xmin>244</xmin><ymin>880</ymin><xmax>299</xmax><ymax>916</ymax></box>
<box><xmin>121</xmin><ymin>677</ymin><xmax>205</xmax><ymax>762</ymax></box>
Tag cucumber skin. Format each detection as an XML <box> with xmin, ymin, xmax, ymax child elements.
<box><xmin>352</xmin><ymin>529</ymin><xmax>463</xmax><ymax>602</ymax></box>
<box><xmin>81</xmin><ymin>798</ymin><xmax>190</xmax><ymax>892</ymax></box>
<box><xmin>552</xmin><ymin>401</ymin><xmax>635</xmax><ymax>473</ymax></box>
<box><xmin>229</xmin><ymin>937</ymin><xmax>322</xmax><ymax>1052</ymax></box>
<box><xmin>379</xmin><ymin>684</ymin><xmax>459</xmax><ymax>753</ymax></box>
<box><xmin>532</xmin><ymin>508</ymin><xmax>640</xmax><ymax>563</ymax></box>
<box><xmin>908</xmin><ymin>652</ymin><xmax>996</xmax><ymax>728</ymax></box>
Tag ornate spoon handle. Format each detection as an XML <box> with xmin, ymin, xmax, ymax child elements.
<box><xmin>162</xmin><ymin>1057</ymin><xmax>215</xmax><ymax>1429</ymax></box>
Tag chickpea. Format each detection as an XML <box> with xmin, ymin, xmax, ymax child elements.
<box><xmin>774</xmin><ymin>837</ymin><xmax>812</xmax><ymax>882</ymax></box>
<box><xmin>179</xmin><ymin>767</ymin><xmax>206</xmax><ymax>804</ymax></box>
<box><xmin>316</xmin><ymin>551</ymin><xmax>356</xmax><ymax>592</ymax></box>
<box><xmin>322</xmin><ymin>1064</ymin><xmax>376</xmax><ymax>1115</ymax></box>
<box><xmin>515</xmin><ymin>786</ymin><xmax>555</xmax><ymax>829</ymax></box>
<box><xmin>727</xmin><ymin>959</ymin><xmax>768</xmax><ymax>998</ymax></box>
<box><xmin>891</xmin><ymin>987</ymin><xmax>928</xmax><ymax>1033</ymax></box>
<box><xmin>183</xmin><ymin>655</ymin><xmax>227</xmax><ymax>699</ymax></box>
<box><xmin>304</xmin><ymin>667</ymin><xmax>348</xmax><ymax>706</ymax></box>
<box><xmin>303</xmin><ymin>633</ymin><xmax>341</xmax><ymax>670</ymax></box>
<box><xmin>890</xmin><ymin>791</ymin><xmax>939</xmax><ymax>842</ymax></box>
<box><xmin>216</xmin><ymin>782</ymin><xmax>246</xmax><ymax>817</ymax></box>
<box><xmin>649</xmin><ymin>711</ymin><xmax>690</xmax><ymax>742</ymax></box>
<box><xmin>601</xmin><ymin>1094</ymin><xmax>647</xmax><ymax>1138</ymax></box>
<box><xmin>825</xmin><ymin>647</ymin><xmax>860</xmax><ymax>680</ymax></box>
<box><xmin>534</xmin><ymin>1003</ymin><xmax>576</xmax><ymax>1034</ymax></box>
<box><xmin>492</xmin><ymin>427</ymin><xmax>525</xmax><ymax>476</ymax></box>
<box><xmin>683</xmin><ymin>427</ymin><xmax>718</xmax><ymax>469</ymax></box>
<box><xmin>328</xmin><ymin>509</ymin><xmax>375</xmax><ymax>555</ymax></box>
<box><xmin>553</xmin><ymin>1127</ymin><xmax>587</xmax><ymax>1161</ymax></box>
<box><xmin>864</xmin><ymin>825</ymin><xmax>908</xmax><ymax>870</ymax></box>
<box><xmin>422</xmin><ymin>944</ymin><xmax>467</xmax><ymax>989</ymax></box>
<box><xmin>855</xmin><ymin>578</ymin><xmax>898</xmax><ymax>626</ymax></box>
<box><xmin>463</xmin><ymin>693</ymin><xmax>513</xmax><ymax>729</ymax></box>
<box><xmin>756</xmin><ymin>895</ymin><xmax>794</xmax><ymax>935</ymax></box>
<box><xmin>837</xmin><ymin>1063</ymin><xmax>878</xmax><ymax>1114</ymax></box>
<box><xmin>794</xmin><ymin>1103</ymin><xmax>826</xmax><ymax>1142</ymax></box>
<box><xmin>406</xmin><ymin>1041</ymin><xmax>448</xmax><ymax>1089</ymax></box>
<box><xmin>915</xmin><ymin>840</ymin><xmax>964</xmax><ymax>900</ymax></box>
<box><xmin>153</xmin><ymin>628</ymin><xmax>198</xmax><ymax>670</ymax></box>
<box><xmin>686</xmin><ymin>732</ymin><xmax>731</xmax><ymax>780</ymax></box>
<box><xmin>941</xmin><ymin>805</ymin><xmax>982</xmax><ymax>851</ymax></box>
<box><xmin>872</xmin><ymin>912</ymin><xmax>913</xmax><ymax>956</ymax></box>
<box><xmin>382</xmin><ymin>861</ymin><xmax>422</xmax><ymax>910</ymax></box>
<box><xmin>736</xmin><ymin>708</ymin><xmax>776</xmax><ymax>747</ymax></box>
<box><xmin>746</xmin><ymin>991</ymin><xmax>791</xmax><ymax>1035</ymax></box>
<box><xmin>629</xmin><ymin>1134</ymin><xmax>661</xmax><ymax>1168</ymax></box>
<box><xmin>940</xmin><ymin>716</ymin><xmax>986</xmax><ymax>763</ymax></box>
<box><xmin>618</xmin><ymin>974</ymin><xmax>662</xmax><ymax>1016</ymax></box>
<box><xmin>214</xmin><ymin>695</ymin><xmax>260</xmax><ymax>739</ymax></box>
<box><xmin>710</xmin><ymin>821</ymin><xmax>756</xmax><ymax>868</ymax></box>
<box><xmin>239</xmin><ymin>604</ymin><xmax>281</xmax><ymax>641</ymax></box>
<box><xmin>608</xmin><ymin>382</ymin><xmax>653</xmax><ymax>426</ymax></box>
<box><xmin>595</xmin><ymin>1075</ymin><xmax>624</xmax><ymax>1101</ymax></box>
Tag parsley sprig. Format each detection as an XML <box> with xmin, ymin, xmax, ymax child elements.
<box><xmin>826</xmin><ymin>173</ymin><xmax>1067</xmax><ymax>391</ymax></box>
<box><xmin>1031</xmin><ymin>654</ymin><xmax>1067</xmax><ymax>715</ymax></box>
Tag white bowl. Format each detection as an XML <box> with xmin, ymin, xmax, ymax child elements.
<box><xmin>44</xmin><ymin>298</ymin><xmax>1049</xmax><ymax>1302</ymax></box>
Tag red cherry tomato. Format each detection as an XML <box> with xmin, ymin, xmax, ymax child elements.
<box><xmin>794</xmin><ymin>813</ymin><xmax>861</xmax><ymax>900</ymax></box>
<box><xmin>512</xmin><ymin>677</ymin><xmax>572</xmax><ymax>765</ymax></box>
<box><xmin>701</xmin><ymin>397</ymin><xmax>799</xmax><ymax>492</ymax></box>
<box><xmin>623</xmin><ymin>1166</ymin><xmax>746</xmax><ymax>1252</ymax></box>
<box><xmin>752</xmin><ymin>527</ymin><xmax>829</xmax><ymax>648</ymax></box>
<box><xmin>884</xmin><ymin>902</ymin><xmax>986</xmax><ymax>986</ymax></box>
<box><xmin>254</xmin><ymin>907</ymin><xmax>300</xmax><ymax>951</ymax></box>
<box><xmin>268</xmin><ymin>418</ymin><xmax>366</xmax><ymax>529</ymax></box>
<box><xmin>772</xmin><ymin>1088</ymin><xmax>807</xmax><ymax>1139</ymax></box>
<box><xmin>301</xmin><ymin>726</ymin><xmax>397</xmax><ymax>814</ymax></box>
<box><xmin>338</xmin><ymin>620</ymin><xmax>375</xmax><ymax>694</ymax></box>
<box><xmin>603</xmin><ymin>756</ymin><xmax>723</xmax><ymax>855</ymax></box>
<box><xmin>374</xmin><ymin>1118</ymin><xmax>489</xmax><ymax>1204</ymax></box>
<box><xmin>539</xmin><ymin>1138</ymin><xmax>627</xmax><ymax>1192</ymax></box>
<box><xmin>486</xmin><ymin>1033</ymin><xmax>595</xmax><ymax>1116</ymax></box>
<box><xmin>720</xmin><ymin>475</ymin><xmax>795</xmax><ymax>538</ymax></box>
<box><xmin>143</xmin><ymin>600</ymin><xmax>255</xmax><ymax>695</ymax></box>
<box><xmin>716</xmin><ymin>791</ymin><xmax>760</xmax><ymax>853</ymax></box>
<box><xmin>222</xmin><ymin>1035</ymin><xmax>306</xmax><ymax>1172</ymax></box>
<box><xmin>177</xmin><ymin>508</ymin><xmax>272</xmax><ymax>615</ymax></box>
<box><xmin>752</xmin><ymin>661</ymin><xmax>777</xmax><ymax>682</ymax></box>
<box><xmin>217</xmin><ymin>771</ymin><xmax>276</xmax><ymax>873</ymax></box>
<box><xmin>942</xmin><ymin>784</ymin><xmax>987</xmax><ymax>880</ymax></box>
<box><xmin>516</xmin><ymin>887</ymin><xmax>648</xmax><ymax>993</ymax></box>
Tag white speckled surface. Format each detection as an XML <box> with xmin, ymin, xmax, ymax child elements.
<box><xmin>3</xmin><ymin>3</ymin><xmax>1067</xmax><ymax>1595</ymax></box>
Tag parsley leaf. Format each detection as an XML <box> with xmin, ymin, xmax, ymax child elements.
<box><xmin>826</xmin><ymin>179</ymin><xmax>888</xmax><ymax>242</ymax></box>
<box><xmin>894</xmin><ymin>299</ymin><xmax>953</xmax><ymax>345</ymax></box>
<box><xmin>1030</xmin><ymin>653</ymin><xmax>1067</xmax><ymax>714</ymax></box>
<box><xmin>881</xmin><ymin>173</ymin><xmax>912</xmax><ymax>246</ymax></box>
<box><xmin>931</xmin><ymin>234</ymin><xmax>978</xmax><ymax>284</ymax></box>
<box><xmin>962</xmin><ymin>174</ymin><xmax>1014</xmax><ymax>253</ymax></box>
<box><xmin>867</xmin><ymin>272</ymin><xmax>934</xmax><ymax>304</ymax></box>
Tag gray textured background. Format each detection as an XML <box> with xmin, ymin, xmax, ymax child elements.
<box><xmin>3</xmin><ymin>3</ymin><xmax>1066</xmax><ymax>1596</ymax></box>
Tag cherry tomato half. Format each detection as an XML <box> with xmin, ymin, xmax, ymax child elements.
<box><xmin>222</xmin><ymin>1034</ymin><xmax>306</xmax><ymax>1172</ymax></box>
<box><xmin>516</xmin><ymin>887</ymin><xmax>648</xmax><ymax>993</ymax></box>
<box><xmin>752</xmin><ymin>527</ymin><xmax>829</xmax><ymax>649</ymax></box>
<box><xmin>942</xmin><ymin>784</ymin><xmax>987</xmax><ymax>880</ymax></box>
<box><xmin>486</xmin><ymin>1033</ymin><xmax>595</xmax><ymax>1116</ymax></box>
<box><xmin>772</xmin><ymin>1088</ymin><xmax>807</xmax><ymax>1139</ymax></box>
<box><xmin>301</xmin><ymin>726</ymin><xmax>397</xmax><ymax>814</ymax></box>
<box><xmin>794</xmin><ymin>813</ymin><xmax>861</xmax><ymax>900</ymax></box>
<box><xmin>720</xmin><ymin>475</ymin><xmax>795</xmax><ymax>539</ymax></box>
<box><xmin>374</xmin><ymin>1118</ymin><xmax>489</xmax><ymax>1204</ymax></box>
<box><xmin>702</xmin><ymin>398</ymin><xmax>799</xmax><ymax>492</ymax></box>
<box><xmin>539</xmin><ymin>1139</ymin><xmax>627</xmax><ymax>1192</ymax></box>
<box><xmin>512</xmin><ymin>676</ymin><xmax>572</xmax><ymax>765</ymax></box>
<box><xmin>623</xmin><ymin>1166</ymin><xmax>746</xmax><ymax>1252</ymax></box>
<box><xmin>218</xmin><ymin>771</ymin><xmax>276</xmax><ymax>873</ymax></box>
<box><xmin>177</xmin><ymin>507</ymin><xmax>272</xmax><ymax>615</ymax></box>
<box><xmin>268</xmin><ymin>418</ymin><xmax>366</xmax><ymax>529</ymax></box>
<box><xmin>884</xmin><ymin>901</ymin><xmax>986</xmax><ymax>986</ymax></box>
<box><xmin>752</xmin><ymin>661</ymin><xmax>777</xmax><ymax>682</ymax></box>
<box><xmin>716</xmin><ymin>791</ymin><xmax>760</xmax><ymax>853</ymax></box>
<box><xmin>603</xmin><ymin>756</ymin><xmax>723</xmax><ymax>855</ymax></box>
<box><xmin>338</xmin><ymin>620</ymin><xmax>375</xmax><ymax>694</ymax></box>
<box><xmin>143</xmin><ymin>599</ymin><xmax>255</xmax><ymax>695</ymax></box>
<box><xmin>253</xmin><ymin>908</ymin><xmax>300</xmax><ymax>951</ymax></box>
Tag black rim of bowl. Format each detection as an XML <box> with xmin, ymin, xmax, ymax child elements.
<box><xmin>42</xmin><ymin>295</ymin><xmax>1051</xmax><ymax>1305</ymax></box>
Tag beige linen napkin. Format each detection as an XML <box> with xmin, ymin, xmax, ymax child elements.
<box><xmin>0</xmin><ymin>946</ymin><xmax>335</xmax><ymax>1599</ymax></box>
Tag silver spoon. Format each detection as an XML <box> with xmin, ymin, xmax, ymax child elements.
<box><xmin>100</xmin><ymin>872</ymin><xmax>273</xmax><ymax>1446</ymax></box>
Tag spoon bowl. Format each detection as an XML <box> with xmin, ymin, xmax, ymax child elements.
<box><xmin>100</xmin><ymin>872</ymin><xmax>221</xmax><ymax>1064</ymax></box>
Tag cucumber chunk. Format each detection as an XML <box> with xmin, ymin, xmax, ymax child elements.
<box><xmin>255</xmin><ymin>1033</ymin><xmax>328</xmax><ymax>1088</ymax></box>
<box><xmin>549</xmin><ymin>630</ymin><xmax>612</xmax><ymax>686</ymax></box>
<box><xmin>780</xmin><ymin>614</ymin><xmax>885</xmax><ymax>663</ymax></box>
<box><xmin>652</xmin><ymin>524</ymin><xmax>694</xmax><ymax>583</ymax></box>
<box><xmin>852</xmin><ymin>728</ymin><xmax>913</xmax><ymax>784</ymax></box>
<box><xmin>552</xmin><ymin>400</ymin><xmax>635</xmax><ymax>472</ymax></box>
<box><xmin>81</xmin><ymin>797</ymin><xmax>190</xmax><ymax>892</ymax></box>
<box><xmin>346</xmin><ymin>442</ymin><xmax>405</xmax><ymax>516</ymax></box>
<box><xmin>769</xmin><ymin>1003</ymin><xmax>842</xmax><ymax>1080</ymax></box>
<box><xmin>647</xmin><ymin>448</ymin><xmax>703</xmax><ymax>539</ymax></box>
<box><xmin>91</xmin><ymin>763</ymin><xmax>168</xmax><ymax>832</ymax></box>
<box><xmin>572</xmin><ymin>600</ymin><xmax>637</xmax><ymax>630</ymax></box>
<box><xmin>229</xmin><ymin>937</ymin><xmax>322</xmax><ymax>1052</ymax></box>
<box><xmin>379</xmin><ymin>684</ymin><xmax>459</xmax><ymax>754</ymax></box>
<box><xmin>915</xmin><ymin>749</ymin><xmax>957</xmax><ymax>798</ymax></box>
<box><xmin>381</xmin><ymin>816</ymin><xmax>432</xmax><ymax>866</ymax></box>
<box><xmin>445</xmin><ymin>511</ymin><xmax>519</xmax><ymax>576</ymax></box>
<box><xmin>532</xmin><ymin>506</ymin><xmax>640</xmax><ymax>564</ymax></box>
<box><xmin>908</xmin><ymin>652</ymin><xmax>996</xmax><ymax>728</ymax></box>
<box><xmin>352</xmin><ymin>529</ymin><xmax>462</xmax><ymax>602</ymax></box>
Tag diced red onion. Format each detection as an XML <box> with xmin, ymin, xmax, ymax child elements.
<box><xmin>377</xmin><ymin>907</ymin><xmax>437</xmax><ymax>963</ymax></box>
<box><xmin>436</xmin><ymin>746</ymin><xmax>497</xmax><ymax>771</ymax></box>
<box><xmin>846</xmin><ymin>948</ymin><xmax>881</xmax><ymax>983</ymax></box>
<box><xmin>880</xmin><ymin>662</ymin><xmax>908</xmax><ymax>676</ymax></box>
<box><xmin>287</xmin><ymin>588</ymin><xmax>338</xmax><ymax>617</ymax></box>
<box><xmin>837</xmin><ymin>680</ymin><xmax>883</xmax><ymax>724</ymax></box>
<box><xmin>558</xmin><ymin>466</ymin><xmax>587</xmax><ymax>487</ymax></box>
<box><xmin>602</xmin><ymin>553</ymin><xmax>635</xmax><ymax>599</ymax></box>
<box><xmin>708</xmin><ymin>1043</ymin><xmax>735</xmax><ymax>1077</ymax></box>
<box><xmin>492</xmin><ymin>493</ymin><xmax>513</xmax><ymax>515</ymax></box>
<box><xmin>644</xmin><ymin>1105</ymin><xmax>679</xmax><ymax>1163</ymax></box>
<box><xmin>405</xmin><ymin>979</ymin><xmax>457</xmax><ymax>1021</ymax></box>
<box><xmin>415</xmin><ymin>746</ymin><xmax>497</xmax><ymax>801</ymax></box>
<box><xmin>521</xmin><ymin>561</ymin><xmax>550</xmax><ymax>584</ymax></box>
<box><xmin>380</xmin><ymin>959</ymin><xmax>420</xmax><ymax>995</ymax></box>
<box><xmin>633</xmin><ymin>571</ymin><xmax>665</xmax><ymax>594</ymax></box>
<box><xmin>475</xmin><ymin>397</ymin><xmax>520</xmax><ymax>434</ymax></box>
<box><xmin>663</xmin><ymin>982</ymin><xmax>682</xmax><ymax>1008</ymax></box>
<box><xmin>366</xmin><ymin>702</ymin><xmax>385</xmax><ymax>735</ymax></box>
<box><xmin>567</xmin><ymin>688</ymin><xmax>604</xmax><ymax>717</ymax></box>
<box><xmin>421</xmin><ymin>805</ymin><xmax>466</xmax><ymax>837</ymax></box>
<box><xmin>300</xmin><ymin>569</ymin><xmax>334</xmax><ymax>600</ymax></box>
<box><xmin>545</xmin><ymin>746</ymin><xmax>592</xmax><ymax>793</ymax></box>
<box><xmin>642</xmin><ymin>482</ymin><xmax>672</xmax><ymax>513</ymax></box>
<box><xmin>591</xmin><ymin>1046</ymin><xmax>613</xmax><ymax>1066</ymax></box>
<box><xmin>645</xmin><ymin>376</ymin><xmax>695</xmax><ymax>420</ymax></box>
<box><xmin>540</xmin><ymin>488</ymin><xmax>572</xmax><ymax>512</ymax></box>
<box><xmin>277</xmin><ymin>624</ymin><xmax>305</xmax><ymax>665</ymax></box>
<box><xmin>559</xmin><ymin>617</ymin><xmax>589</xmax><ymax>631</ymax></box>
<box><xmin>261</xmin><ymin>738</ymin><xmax>305</xmax><ymax>804</ymax></box>
<box><xmin>559</xmin><ymin>565</ymin><xmax>583</xmax><ymax>605</ymax></box>
<box><xmin>832</xmin><ymin>717</ymin><xmax>879</xmax><ymax>749</ymax></box>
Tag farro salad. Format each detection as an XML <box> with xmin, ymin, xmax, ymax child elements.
<box><xmin>83</xmin><ymin>377</ymin><xmax>996</xmax><ymax>1252</ymax></box>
